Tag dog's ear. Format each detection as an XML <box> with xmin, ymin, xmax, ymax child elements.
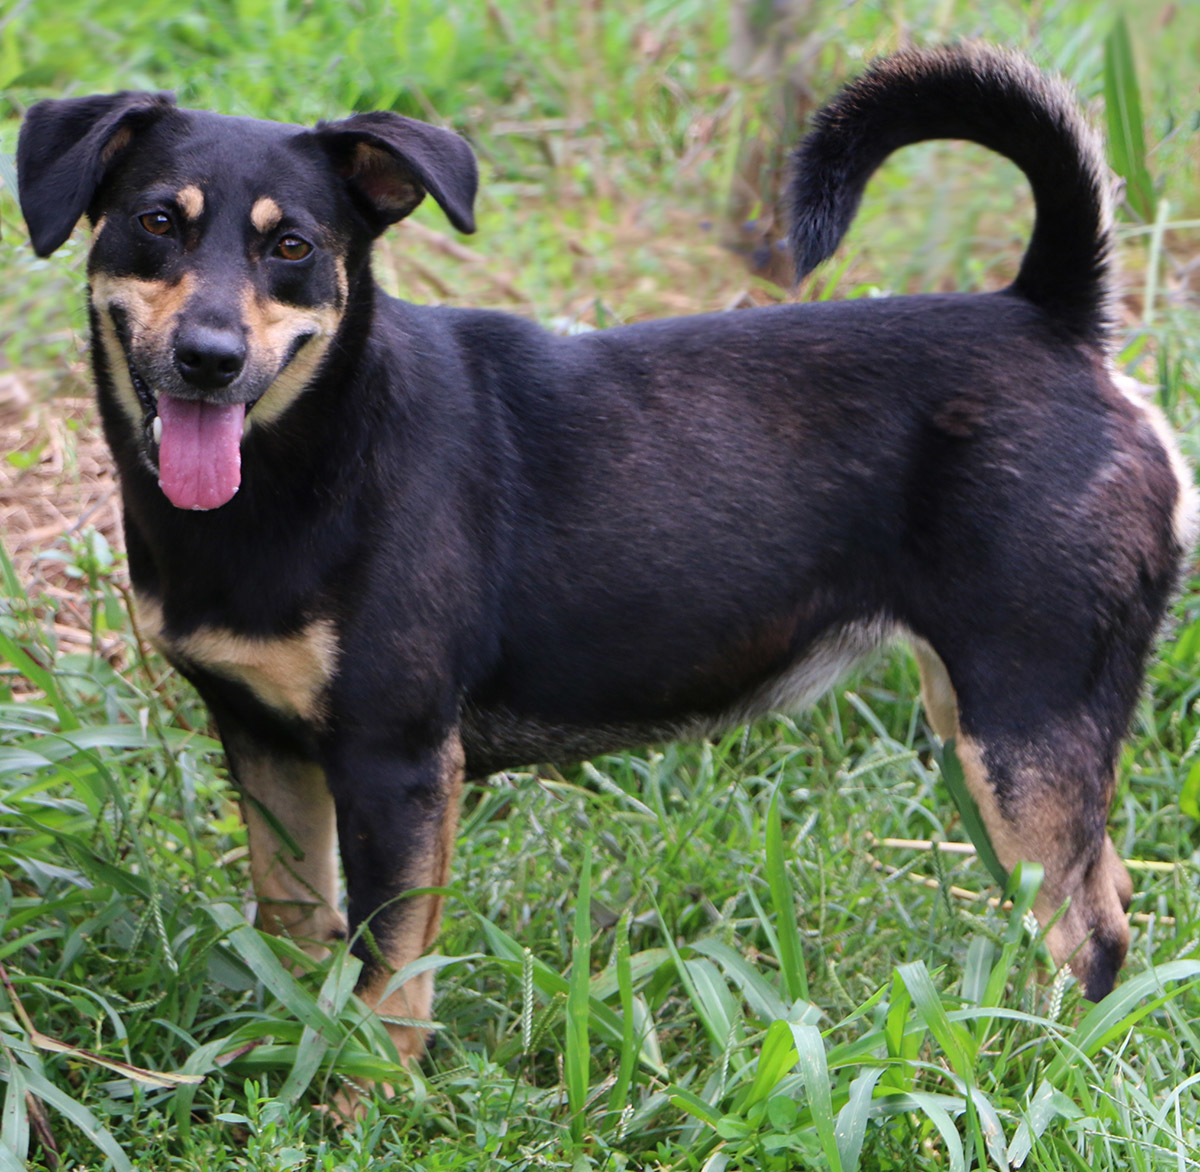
<box><xmin>17</xmin><ymin>91</ymin><xmax>176</xmax><ymax>257</ymax></box>
<box><xmin>315</xmin><ymin>112</ymin><xmax>477</xmax><ymax>235</ymax></box>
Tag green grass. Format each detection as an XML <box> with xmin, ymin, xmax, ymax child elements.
<box><xmin>2</xmin><ymin>1</ymin><xmax>1200</xmax><ymax>1168</ymax></box>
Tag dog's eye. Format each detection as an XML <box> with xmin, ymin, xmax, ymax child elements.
<box><xmin>138</xmin><ymin>212</ymin><xmax>173</xmax><ymax>237</ymax></box>
<box><xmin>274</xmin><ymin>235</ymin><xmax>313</xmax><ymax>261</ymax></box>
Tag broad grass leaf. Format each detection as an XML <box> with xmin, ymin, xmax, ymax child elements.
<box><xmin>835</xmin><ymin>1067</ymin><xmax>884</xmax><ymax>1172</ymax></box>
<box><xmin>897</xmin><ymin>962</ymin><xmax>974</xmax><ymax>1078</ymax></box>
<box><xmin>1007</xmin><ymin>1081</ymin><xmax>1082</xmax><ymax>1168</ymax></box>
<box><xmin>1104</xmin><ymin>16</ymin><xmax>1154</xmax><ymax>220</ymax></box>
<box><xmin>1046</xmin><ymin>960</ymin><xmax>1200</xmax><ymax>1082</ymax></box>
<box><xmin>792</xmin><ymin>1022</ymin><xmax>842</xmax><ymax>1171</ymax></box>
<box><xmin>277</xmin><ymin>949</ymin><xmax>362</xmax><ymax>1105</ymax></box>
<box><xmin>11</xmin><ymin>1063</ymin><xmax>132</xmax><ymax>1172</ymax></box>
<box><xmin>736</xmin><ymin>1018</ymin><xmax>796</xmax><ymax>1110</ymax></box>
<box><xmin>690</xmin><ymin>937</ymin><xmax>789</xmax><ymax>1024</ymax></box>
<box><xmin>0</xmin><ymin>1061</ymin><xmax>27</xmax><ymax>1164</ymax></box>
<box><xmin>205</xmin><ymin>903</ymin><xmax>338</xmax><ymax>1036</ymax></box>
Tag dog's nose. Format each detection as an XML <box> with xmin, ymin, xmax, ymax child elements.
<box><xmin>174</xmin><ymin>324</ymin><xmax>246</xmax><ymax>390</ymax></box>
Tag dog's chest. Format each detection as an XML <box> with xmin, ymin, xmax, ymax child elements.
<box><xmin>135</xmin><ymin>595</ymin><xmax>338</xmax><ymax>722</ymax></box>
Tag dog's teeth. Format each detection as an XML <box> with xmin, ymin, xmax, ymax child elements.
<box><xmin>152</xmin><ymin>415</ymin><xmax>163</xmax><ymax>444</ymax></box>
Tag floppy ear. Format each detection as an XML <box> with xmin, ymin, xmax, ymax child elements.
<box><xmin>315</xmin><ymin>112</ymin><xmax>477</xmax><ymax>235</ymax></box>
<box><xmin>17</xmin><ymin>91</ymin><xmax>175</xmax><ymax>257</ymax></box>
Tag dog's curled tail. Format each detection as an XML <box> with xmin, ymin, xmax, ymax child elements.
<box><xmin>790</xmin><ymin>44</ymin><xmax>1113</xmax><ymax>346</ymax></box>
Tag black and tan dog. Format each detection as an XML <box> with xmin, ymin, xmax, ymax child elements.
<box><xmin>17</xmin><ymin>45</ymin><xmax>1195</xmax><ymax>1064</ymax></box>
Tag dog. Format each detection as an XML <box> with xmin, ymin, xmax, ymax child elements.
<box><xmin>17</xmin><ymin>44</ymin><xmax>1196</xmax><ymax>1068</ymax></box>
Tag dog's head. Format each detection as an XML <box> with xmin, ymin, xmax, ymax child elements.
<box><xmin>17</xmin><ymin>93</ymin><xmax>477</xmax><ymax>510</ymax></box>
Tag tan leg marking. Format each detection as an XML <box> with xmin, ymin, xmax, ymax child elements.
<box><xmin>911</xmin><ymin>637</ymin><xmax>959</xmax><ymax>741</ymax></box>
<box><xmin>912</xmin><ymin>637</ymin><xmax>1130</xmax><ymax>992</ymax></box>
<box><xmin>358</xmin><ymin>736</ymin><xmax>465</xmax><ymax>1066</ymax></box>
<box><xmin>240</xmin><ymin>757</ymin><xmax>347</xmax><ymax>956</ymax></box>
<box><xmin>955</xmin><ymin>735</ymin><xmax>1130</xmax><ymax>992</ymax></box>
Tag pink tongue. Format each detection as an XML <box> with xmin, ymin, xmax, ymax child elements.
<box><xmin>156</xmin><ymin>396</ymin><xmax>246</xmax><ymax>511</ymax></box>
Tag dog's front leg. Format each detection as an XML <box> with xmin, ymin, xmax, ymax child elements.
<box><xmin>220</xmin><ymin>725</ymin><xmax>348</xmax><ymax>957</ymax></box>
<box><xmin>324</xmin><ymin>727</ymin><xmax>465</xmax><ymax>1066</ymax></box>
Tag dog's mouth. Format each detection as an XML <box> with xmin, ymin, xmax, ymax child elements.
<box><xmin>130</xmin><ymin>364</ymin><xmax>247</xmax><ymax>511</ymax></box>
<box><xmin>121</xmin><ymin>330</ymin><xmax>313</xmax><ymax>512</ymax></box>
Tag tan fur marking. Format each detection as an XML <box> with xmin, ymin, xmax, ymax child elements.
<box><xmin>89</xmin><ymin>272</ymin><xmax>197</xmax><ymax>428</ymax></box>
<box><xmin>178</xmin><ymin>621</ymin><xmax>339</xmax><ymax>721</ymax></box>
<box><xmin>91</xmin><ymin>271</ymin><xmax>196</xmax><ymax>344</ymax></box>
<box><xmin>352</xmin><ymin>142</ymin><xmax>421</xmax><ymax>213</ymax></box>
<box><xmin>136</xmin><ymin>595</ymin><xmax>338</xmax><ymax>721</ymax></box>
<box><xmin>93</xmin><ymin>309</ymin><xmax>145</xmax><ymax>429</ymax></box>
<box><xmin>176</xmin><ymin>184</ymin><xmax>204</xmax><ymax>221</ymax></box>
<box><xmin>955</xmin><ymin>734</ymin><xmax>1130</xmax><ymax>991</ymax></box>
<box><xmin>241</xmin><ymin>285</ymin><xmax>342</xmax><ymax>429</ymax></box>
<box><xmin>1111</xmin><ymin>370</ymin><xmax>1200</xmax><ymax>550</ymax></box>
<box><xmin>135</xmin><ymin>594</ymin><xmax>164</xmax><ymax>641</ymax></box>
<box><xmin>241</xmin><ymin>757</ymin><xmax>346</xmax><ymax>955</ymax></box>
<box><xmin>100</xmin><ymin>125</ymin><xmax>132</xmax><ymax>163</ymax></box>
<box><xmin>139</xmin><ymin>591</ymin><xmax>345</xmax><ymax>948</ymax></box>
<box><xmin>250</xmin><ymin>196</ymin><xmax>283</xmax><ymax>235</ymax></box>
<box><xmin>911</xmin><ymin>638</ymin><xmax>958</xmax><ymax>741</ymax></box>
<box><xmin>358</xmin><ymin>736</ymin><xmax>465</xmax><ymax>1066</ymax></box>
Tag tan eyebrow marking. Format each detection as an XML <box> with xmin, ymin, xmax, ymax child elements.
<box><xmin>176</xmin><ymin>185</ymin><xmax>204</xmax><ymax>220</ymax></box>
<box><xmin>251</xmin><ymin>197</ymin><xmax>283</xmax><ymax>234</ymax></box>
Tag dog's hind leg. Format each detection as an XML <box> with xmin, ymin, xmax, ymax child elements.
<box><xmin>912</xmin><ymin>638</ymin><xmax>1137</xmax><ymax>1000</ymax></box>
<box><xmin>326</xmin><ymin>729</ymin><xmax>465</xmax><ymax>1066</ymax></box>
<box><xmin>223</xmin><ymin>734</ymin><xmax>348</xmax><ymax>957</ymax></box>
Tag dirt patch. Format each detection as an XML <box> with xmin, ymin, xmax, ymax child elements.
<box><xmin>0</xmin><ymin>371</ymin><xmax>127</xmax><ymax>660</ymax></box>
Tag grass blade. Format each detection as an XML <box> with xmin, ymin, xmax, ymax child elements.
<box><xmin>836</xmin><ymin>1066</ymin><xmax>884</xmax><ymax>1172</ymax></box>
<box><xmin>1104</xmin><ymin>15</ymin><xmax>1154</xmax><ymax>221</ymax></box>
<box><xmin>566</xmin><ymin>842</ymin><xmax>592</xmax><ymax>1144</ymax></box>
<box><xmin>0</xmin><ymin>1061</ymin><xmax>27</xmax><ymax>1165</ymax></box>
<box><xmin>765</xmin><ymin>789</ymin><xmax>809</xmax><ymax>1003</ymax></box>
<box><xmin>278</xmin><ymin>948</ymin><xmax>362</xmax><ymax>1105</ymax></box>
<box><xmin>607</xmin><ymin>910</ymin><xmax>637</xmax><ymax>1122</ymax></box>
<box><xmin>13</xmin><ymin>1064</ymin><xmax>132</xmax><ymax>1172</ymax></box>
<box><xmin>205</xmin><ymin>903</ymin><xmax>337</xmax><ymax>1036</ymax></box>
<box><xmin>938</xmin><ymin>739</ymin><xmax>1007</xmax><ymax>888</ymax></box>
<box><xmin>690</xmin><ymin>936</ymin><xmax>789</xmax><ymax>1024</ymax></box>
<box><xmin>653</xmin><ymin>898</ymin><xmax>730</xmax><ymax>1055</ymax></box>
<box><xmin>897</xmin><ymin>961</ymin><xmax>974</xmax><ymax>1079</ymax></box>
<box><xmin>735</xmin><ymin>1018</ymin><xmax>796</xmax><ymax>1111</ymax></box>
<box><xmin>1046</xmin><ymin>961</ymin><xmax>1200</xmax><ymax>1082</ymax></box>
<box><xmin>792</xmin><ymin>1022</ymin><xmax>843</xmax><ymax>1171</ymax></box>
<box><xmin>0</xmin><ymin>1143</ymin><xmax>25</xmax><ymax>1172</ymax></box>
<box><xmin>0</xmin><ymin>628</ymin><xmax>76</xmax><ymax>731</ymax></box>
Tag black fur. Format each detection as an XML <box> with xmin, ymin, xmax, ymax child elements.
<box><xmin>789</xmin><ymin>45</ymin><xmax>1113</xmax><ymax>344</ymax></box>
<box><xmin>17</xmin><ymin>45</ymin><xmax>1192</xmax><ymax>1021</ymax></box>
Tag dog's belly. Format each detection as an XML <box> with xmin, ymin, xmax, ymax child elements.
<box><xmin>461</xmin><ymin>617</ymin><xmax>889</xmax><ymax>778</ymax></box>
